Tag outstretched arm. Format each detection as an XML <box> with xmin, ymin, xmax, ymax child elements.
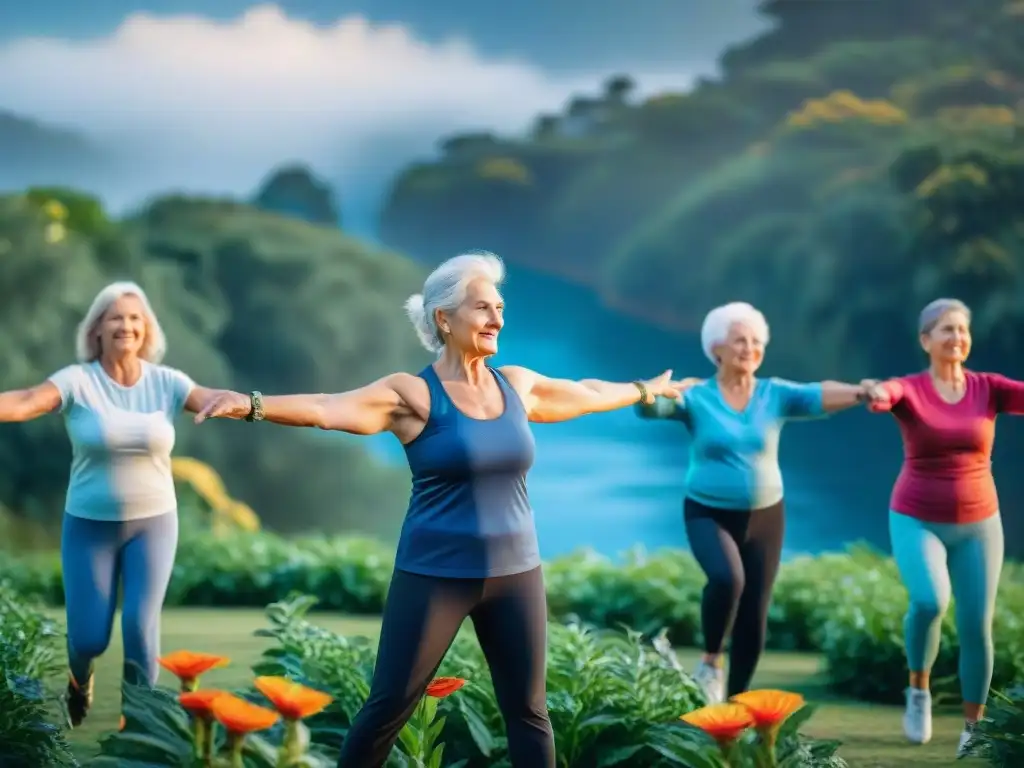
<box><xmin>820</xmin><ymin>381</ymin><xmax>871</xmax><ymax>413</ymax></box>
<box><xmin>500</xmin><ymin>367</ymin><xmax>680</xmax><ymax>424</ymax></box>
<box><xmin>636</xmin><ymin>377</ymin><xmax>701</xmax><ymax>421</ymax></box>
<box><xmin>193</xmin><ymin>375</ymin><xmax>406</xmax><ymax>435</ymax></box>
<box><xmin>775</xmin><ymin>378</ymin><xmax>876</xmax><ymax>418</ymax></box>
<box><xmin>0</xmin><ymin>383</ymin><xmax>62</xmax><ymax>422</ymax></box>
<box><xmin>987</xmin><ymin>373</ymin><xmax>1024</xmax><ymax>415</ymax></box>
<box><xmin>862</xmin><ymin>379</ymin><xmax>905</xmax><ymax>413</ymax></box>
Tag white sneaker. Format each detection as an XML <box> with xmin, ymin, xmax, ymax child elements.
<box><xmin>693</xmin><ymin>661</ymin><xmax>725</xmax><ymax>705</ymax></box>
<box><xmin>957</xmin><ymin>724</ymin><xmax>976</xmax><ymax>757</ymax></box>
<box><xmin>903</xmin><ymin>687</ymin><xmax>933</xmax><ymax>744</ymax></box>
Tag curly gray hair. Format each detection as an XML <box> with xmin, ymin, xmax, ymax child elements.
<box><xmin>699</xmin><ymin>302</ymin><xmax>770</xmax><ymax>364</ymax></box>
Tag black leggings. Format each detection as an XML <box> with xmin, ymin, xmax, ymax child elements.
<box><xmin>337</xmin><ymin>566</ymin><xmax>555</xmax><ymax>767</ymax></box>
<box><xmin>684</xmin><ymin>498</ymin><xmax>785</xmax><ymax>697</ymax></box>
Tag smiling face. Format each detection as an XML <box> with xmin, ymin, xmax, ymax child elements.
<box><xmin>921</xmin><ymin>309</ymin><xmax>971</xmax><ymax>365</ymax></box>
<box><xmin>436</xmin><ymin>277</ymin><xmax>504</xmax><ymax>357</ymax></box>
<box><xmin>96</xmin><ymin>294</ymin><xmax>148</xmax><ymax>360</ymax></box>
<box><xmin>713</xmin><ymin>321</ymin><xmax>765</xmax><ymax>375</ymax></box>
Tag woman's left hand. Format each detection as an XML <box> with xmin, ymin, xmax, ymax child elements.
<box><xmin>194</xmin><ymin>391</ymin><xmax>253</xmax><ymax>424</ymax></box>
<box><xmin>671</xmin><ymin>377</ymin><xmax>704</xmax><ymax>394</ymax></box>
<box><xmin>641</xmin><ymin>370</ymin><xmax>681</xmax><ymax>403</ymax></box>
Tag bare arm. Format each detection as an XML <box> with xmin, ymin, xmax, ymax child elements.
<box><xmin>501</xmin><ymin>366</ymin><xmax>679</xmax><ymax>424</ymax></box>
<box><xmin>193</xmin><ymin>375</ymin><xmax>406</xmax><ymax>435</ymax></box>
<box><xmin>0</xmin><ymin>382</ymin><xmax>62</xmax><ymax>422</ymax></box>
<box><xmin>820</xmin><ymin>380</ymin><xmax>870</xmax><ymax>413</ymax></box>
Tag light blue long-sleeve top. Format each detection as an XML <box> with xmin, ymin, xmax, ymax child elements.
<box><xmin>637</xmin><ymin>377</ymin><xmax>825</xmax><ymax>510</ymax></box>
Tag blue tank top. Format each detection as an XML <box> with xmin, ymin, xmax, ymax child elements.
<box><xmin>395</xmin><ymin>365</ymin><xmax>540</xmax><ymax>578</ymax></box>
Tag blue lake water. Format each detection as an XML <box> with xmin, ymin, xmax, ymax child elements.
<box><xmin>363</xmin><ymin>263</ymin><xmax>902</xmax><ymax>562</ymax></box>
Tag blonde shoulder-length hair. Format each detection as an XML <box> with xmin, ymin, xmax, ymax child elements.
<box><xmin>75</xmin><ymin>281</ymin><xmax>167</xmax><ymax>364</ymax></box>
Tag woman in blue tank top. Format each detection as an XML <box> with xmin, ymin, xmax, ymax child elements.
<box><xmin>195</xmin><ymin>252</ymin><xmax>681</xmax><ymax>768</ymax></box>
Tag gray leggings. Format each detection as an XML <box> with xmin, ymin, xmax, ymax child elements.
<box><xmin>889</xmin><ymin>510</ymin><xmax>1004</xmax><ymax>705</ymax></box>
<box><xmin>61</xmin><ymin>512</ymin><xmax>178</xmax><ymax>687</ymax></box>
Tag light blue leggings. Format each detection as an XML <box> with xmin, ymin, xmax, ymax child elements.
<box><xmin>889</xmin><ymin>510</ymin><xmax>1004</xmax><ymax>705</ymax></box>
<box><xmin>61</xmin><ymin>512</ymin><xmax>178</xmax><ymax>688</ymax></box>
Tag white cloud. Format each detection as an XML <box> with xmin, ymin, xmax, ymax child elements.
<box><xmin>0</xmin><ymin>4</ymin><xmax>693</xmax><ymax>217</ymax></box>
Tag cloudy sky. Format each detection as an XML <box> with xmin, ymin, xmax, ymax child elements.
<box><xmin>0</xmin><ymin>1</ymin><xmax>767</xmax><ymax>226</ymax></box>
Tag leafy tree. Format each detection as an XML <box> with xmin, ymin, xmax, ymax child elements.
<box><xmin>252</xmin><ymin>164</ymin><xmax>340</xmax><ymax>226</ymax></box>
<box><xmin>378</xmin><ymin>0</ymin><xmax>1024</xmax><ymax>392</ymax></box>
<box><xmin>0</xmin><ymin>191</ymin><xmax>426</xmax><ymax>539</ymax></box>
<box><xmin>603</xmin><ymin>74</ymin><xmax>636</xmax><ymax>105</ymax></box>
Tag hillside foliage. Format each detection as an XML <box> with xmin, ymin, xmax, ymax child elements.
<box><xmin>0</xmin><ymin>190</ymin><xmax>428</xmax><ymax>536</ymax></box>
<box><xmin>380</xmin><ymin>0</ymin><xmax>1024</xmax><ymax>380</ymax></box>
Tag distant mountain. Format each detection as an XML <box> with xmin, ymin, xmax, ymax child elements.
<box><xmin>0</xmin><ymin>111</ymin><xmax>115</xmax><ymax>191</ymax></box>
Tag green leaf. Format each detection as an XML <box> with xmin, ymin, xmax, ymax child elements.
<box><xmin>595</xmin><ymin>744</ymin><xmax>645</xmax><ymax>766</ymax></box>
<box><xmin>396</xmin><ymin>721</ymin><xmax>421</xmax><ymax>756</ymax></box>
<box><xmin>456</xmin><ymin>696</ymin><xmax>497</xmax><ymax>756</ymax></box>
<box><xmin>426</xmin><ymin>715</ymin><xmax>446</xmax><ymax>745</ymax></box>
<box><xmin>241</xmin><ymin>733</ymin><xmax>280</xmax><ymax>767</ymax></box>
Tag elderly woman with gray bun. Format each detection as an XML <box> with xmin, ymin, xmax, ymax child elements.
<box><xmin>0</xmin><ymin>281</ymin><xmax>233</xmax><ymax>729</ymax></box>
<box><xmin>863</xmin><ymin>298</ymin><xmax>1024</xmax><ymax>757</ymax></box>
<box><xmin>194</xmin><ymin>251</ymin><xmax>680</xmax><ymax>768</ymax></box>
<box><xmin>637</xmin><ymin>301</ymin><xmax>875</xmax><ymax>706</ymax></box>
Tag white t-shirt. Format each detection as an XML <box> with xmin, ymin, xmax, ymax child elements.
<box><xmin>48</xmin><ymin>360</ymin><xmax>195</xmax><ymax>521</ymax></box>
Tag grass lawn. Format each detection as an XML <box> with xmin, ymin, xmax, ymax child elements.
<box><xmin>64</xmin><ymin>608</ymin><xmax>972</xmax><ymax>767</ymax></box>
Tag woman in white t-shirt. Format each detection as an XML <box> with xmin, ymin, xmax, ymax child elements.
<box><xmin>0</xmin><ymin>281</ymin><xmax>227</xmax><ymax>728</ymax></box>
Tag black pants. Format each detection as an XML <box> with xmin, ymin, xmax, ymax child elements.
<box><xmin>338</xmin><ymin>566</ymin><xmax>555</xmax><ymax>767</ymax></box>
<box><xmin>684</xmin><ymin>498</ymin><xmax>785</xmax><ymax>697</ymax></box>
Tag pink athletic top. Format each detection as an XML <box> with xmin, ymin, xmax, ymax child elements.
<box><xmin>870</xmin><ymin>371</ymin><xmax>1024</xmax><ymax>524</ymax></box>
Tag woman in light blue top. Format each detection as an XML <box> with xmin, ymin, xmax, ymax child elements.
<box><xmin>638</xmin><ymin>301</ymin><xmax>876</xmax><ymax>703</ymax></box>
<box><xmin>0</xmin><ymin>282</ymin><xmax>228</xmax><ymax>728</ymax></box>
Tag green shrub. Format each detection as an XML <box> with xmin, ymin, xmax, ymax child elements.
<box><xmin>4</xmin><ymin>533</ymin><xmax>1024</xmax><ymax>707</ymax></box>
<box><xmin>165</xmin><ymin>533</ymin><xmax>393</xmax><ymax>613</ymax></box>
<box><xmin>544</xmin><ymin>548</ymin><xmax>705</xmax><ymax>645</ymax></box>
<box><xmin>90</xmin><ymin>595</ymin><xmax>847</xmax><ymax>767</ymax></box>
<box><xmin>818</xmin><ymin>563</ymin><xmax>1024</xmax><ymax>704</ymax></box>
<box><xmin>0</xmin><ymin>580</ymin><xmax>77</xmax><ymax>767</ymax></box>
<box><xmin>0</xmin><ymin>533</ymin><xmax>396</xmax><ymax>613</ymax></box>
<box><xmin>969</xmin><ymin>684</ymin><xmax>1024</xmax><ymax>766</ymax></box>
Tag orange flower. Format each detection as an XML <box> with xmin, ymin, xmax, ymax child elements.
<box><xmin>681</xmin><ymin>703</ymin><xmax>754</xmax><ymax>743</ymax></box>
<box><xmin>159</xmin><ymin>651</ymin><xmax>230</xmax><ymax>689</ymax></box>
<box><xmin>179</xmin><ymin>689</ymin><xmax>228</xmax><ymax>719</ymax></box>
<box><xmin>730</xmin><ymin>689</ymin><xmax>805</xmax><ymax>729</ymax></box>
<box><xmin>210</xmin><ymin>694</ymin><xmax>281</xmax><ymax>734</ymax></box>
<box><xmin>425</xmin><ymin>677</ymin><xmax>466</xmax><ymax>699</ymax></box>
<box><xmin>254</xmin><ymin>676</ymin><xmax>333</xmax><ymax>720</ymax></box>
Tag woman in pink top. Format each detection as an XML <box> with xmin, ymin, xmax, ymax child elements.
<box><xmin>866</xmin><ymin>298</ymin><xmax>1024</xmax><ymax>757</ymax></box>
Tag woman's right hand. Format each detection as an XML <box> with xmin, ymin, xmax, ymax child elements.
<box><xmin>859</xmin><ymin>379</ymin><xmax>890</xmax><ymax>408</ymax></box>
<box><xmin>194</xmin><ymin>391</ymin><xmax>252</xmax><ymax>424</ymax></box>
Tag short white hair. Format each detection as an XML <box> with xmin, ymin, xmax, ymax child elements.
<box><xmin>700</xmin><ymin>302</ymin><xmax>770</xmax><ymax>365</ymax></box>
<box><xmin>76</xmin><ymin>281</ymin><xmax>167</xmax><ymax>363</ymax></box>
<box><xmin>404</xmin><ymin>252</ymin><xmax>505</xmax><ymax>353</ymax></box>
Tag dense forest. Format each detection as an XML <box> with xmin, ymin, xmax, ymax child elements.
<box><xmin>0</xmin><ymin>187</ymin><xmax>429</xmax><ymax>536</ymax></box>
<box><xmin>379</xmin><ymin>0</ymin><xmax>1024</xmax><ymax>381</ymax></box>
